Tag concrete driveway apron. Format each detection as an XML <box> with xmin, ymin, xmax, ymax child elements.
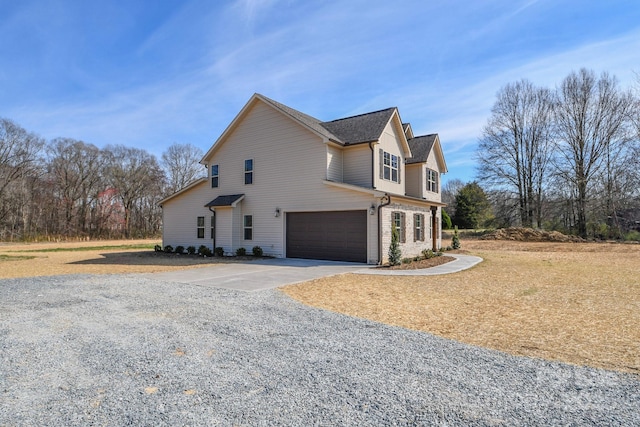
<box><xmin>146</xmin><ymin>258</ymin><xmax>369</xmax><ymax>291</ymax></box>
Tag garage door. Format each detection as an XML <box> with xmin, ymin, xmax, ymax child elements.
<box><xmin>286</xmin><ymin>211</ymin><xmax>367</xmax><ymax>263</ymax></box>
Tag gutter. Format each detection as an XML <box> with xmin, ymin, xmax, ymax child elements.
<box><xmin>369</xmin><ymin>141</ymin><xmax>376</xmax><ymax>189</ymax></box>
<box><xmin>208</xmin><ymin>206</ymin><xmax>216</xmax><ymax>251</ymax></box>
<box><xmin>377</xmin><ymin>194</ymin><xmax>391</xmax><ymax>265</ymax></box>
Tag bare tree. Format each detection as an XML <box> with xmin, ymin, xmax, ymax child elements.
<box><xmin>47</xmin><ymin>138</ymin><xmax>103</xmax><ymax>236</ymax></box>
<box><xmin>0</xmin><ymin>118</ymin><xmax>44</xmax><ymax>229</ymax></box>
<box><xmin>104</xmin><ymin>145</ymin><xmax>165</xmax><ymax>238</ymax></box>
<box><xmin>477</xmin><ymin>80</ymin><xmax>554</xmax><ymax>227</ymax></box>
<box><xmin>554</xmin><ymin>69</ymin><xmax>635</xmax><ymax>238</ymax></box>
<box><xmin>441</xmin><ymin>178</ymin><xmax>465</xmax><ymax>218</ymax></box>
<box><xmin>161</xmin><ymin>143</ymin><xmax>205</xmax><ymax>195</ymax></box>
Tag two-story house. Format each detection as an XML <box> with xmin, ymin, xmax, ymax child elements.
<box><xmin>160</xmin><ymin>93</ymin><xmax>447</xmax><ymax>264</ymax></box>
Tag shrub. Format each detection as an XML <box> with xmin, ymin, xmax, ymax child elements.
<box><xmin>402</xmin><ymin>257</ymin><xmax>413</xmax><ymax>264</ymax></box>
<box><xmin>236</xmin><ymin>247</ymin><xmax>247</xmax><ymax>256</ymax></box>
<box><xmin>186</xmin><ymin>246</ymin><xmax>196</xmax><ymax>255</ymax></box>
<box><xmin>422</xmin><ymin>249</ymin><xmax>435</xmax><ymax>259</ymax></box>
<box><xmin>214</xmin><ymin>247</ymin><xmax>224</xmax><ymax>257</ymax></box>
<box><xmin>154</xmin><ymin>244</ymin><xmax>162</xmax><ymax>252</ymax></box>
<box><xmin>252</xmin><ymin>246</ymin><xmax>263</xmax><ymax>257</ymax></box>
<box><xmin>452</xmin><ymin>225</ymin><xmax>461</xmax><ymax>249</ymax></box>
<box><xmin>624</xmin><ymin>230</ymin><xmax>640</xmax><ymax>242</ymax></box>
<box><xmin>174</xmin><ymin>245</ymin><xmax>185</xmax><ymax>254</ymax></box>
<box><xmin>388</xmin><ymin>223</ymin><xmax>402</xmax><ymax>266</ymax></box>
<box><xmin>442</xmin><ymin>209</ymin><xmax>453</xmax><ymax>230</ymax></box>
<box><xmin>163</xmin><ymin>245</ymin><xmax>173</xmax><ymax>253</ymax></box>
<box><xmin>198</xmin><ymin>245</ymin><xmax>212</xmax><ymax>257</ymax></box>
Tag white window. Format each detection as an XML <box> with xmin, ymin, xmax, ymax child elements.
<box><xmin>211</xmin><ymin>165</ymin><xmax>219</xmax><ymax>188</ymax></box>
<box><xmin>244</xmin><ymin>159</ymin><xmax>253</xmax><ymax>185</ymax></box>
<box><xmin>243</xmin><ymin>215</ymin><xmax>253</xmax><ymax>240</ymax></box>
<box><xmin>197</xmin><ymin>216</ymin><xmax>205</xmax><ymax>238</ymax></box>
<box><xmin>384</xmin><ymin>151</ymin><xmax>399</xmax><ymax>183</ymax></box>
<box><xmin>427</xmin><ymin>169</ymin><xmax>439</xmax><ymax>193</ymax></box>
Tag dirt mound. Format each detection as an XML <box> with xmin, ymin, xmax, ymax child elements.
<box><xmin>480</xmin><ymin>227</ymin><xmax>584</xmax><ymax>242</ymax></box>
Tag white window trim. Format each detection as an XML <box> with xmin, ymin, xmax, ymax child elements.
<box><xmin>244</xmin><ymin>159</ymin><xmax>253</xmax><ymax>185</ymax></box>
<box><xmin>211</xmin><ymin>164</ymin><xmax>219</xmax><ymax>188</ymax></box>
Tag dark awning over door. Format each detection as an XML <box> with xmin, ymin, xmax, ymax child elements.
<box><xmin>286</xmin><ymin>210</ymin><xmax>367</xmax><ymax>263</ymax></box>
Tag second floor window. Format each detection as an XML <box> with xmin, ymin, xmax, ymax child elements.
<box><xmin>244</xmin><ymin>159</ymin><xmax>253</xmax><ymax>185</ymax></box>
<box><xmin>211</xmin><ymin>165</ymin><xmax>219</xmax><ymax>188</ymax></box>
<box><xmin>383</xmin><ymin>151</ymin><xmax>399</xmax><ymax>183</ymax></box>
<box><xmin>427</xmin><ymin>169</ymin><xmax>439</xmax><ymax>193</ymax></box>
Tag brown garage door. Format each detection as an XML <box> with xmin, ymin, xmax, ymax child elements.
<box><xmin>286</xmin><ymin>211</ymin><xmax>367</xmax><ymax>263</ymax></box>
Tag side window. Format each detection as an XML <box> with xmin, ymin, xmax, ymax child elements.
<box><xmin>414</xmin><ymin>213</ymin><xmax>425</xmax><ymax>242</ymax></box>
<box><xmin>244</xmin><ymin>159</ymin><xmax>253</xmax><ymax>185</ymax></box>
<box><xmin>243</xmin><ymin>215</ymin><xmax>253</xmax><ymax>240</ymax></box>
<box><xmin>427</xmin><ymin>169</ymin><xmax>439</xmax><ymax>193</ymax></box>
<box><xmin>392</xmin><ymin>211</ymin><xmax>406</xmax><ymax>243</ymax></box>
<box><xmin>211</xmin><ymin>164</ymin><xmax>219</xmax><ymax>188</ymax></box>
<box><xmin>197</xmin><ymin>216</ymin><xmax>205</xmax><ymax>238</ymax></box>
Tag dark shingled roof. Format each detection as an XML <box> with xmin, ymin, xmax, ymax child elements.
<box><xmin>320</xmin><ymin>108</ymin><xmax>397</xmax><ymax>145</ymax></box>
<box><xmin>258</xmin><ymin>95</ymin><xmax>342</xmax><ymax>143</ymax></box>
<box><xmin>205</xmin><ymin>194</ymin><xmax>245</xmax><ymax>207</ymax></box>
<box><xmin>407</xmin><ymin>134</ymin><xmax>437</xmax><ymax>164</ymax></box>
<box><xmin>258</xmin><ymin>94</ymin><xmax>398</xmax><ymax>146</ymax></box>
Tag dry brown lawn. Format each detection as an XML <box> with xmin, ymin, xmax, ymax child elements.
<box><xmin>0</xmin><ymin>239</ymin><xmax>223</xmax><ymax>278</ymax></box>
<box><xmin>2</xmin><ymin>238</ymin><xmax>639</xmax><ymax>376</ymax></box>
<box><xmin>282</xmin><ymin>240</ymin><xmax>640</xmax><ymax>375</ymax></box>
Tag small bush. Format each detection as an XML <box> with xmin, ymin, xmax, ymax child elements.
<box><xmin>236</xmin><ymin>247</ymin><xmax>247</xmax><ymax>256</ymax></box>
<box><xmin>625</xmin><ymin>230</ymin><xmax>640</xmax><ymax>242</ymax></box>
<box><xmin>413</xmin><ymin>256</ymin><xmax>421</xmax><ymax>262</ymax></box>
<box><xmin>163</xmin><ymin>245</ymin><xmax>173</xmax><ymax>253</ymax></box>
<box><xmin>452</xmin><ymin>225</ymin><xmax>461</xmax><ymax>249</ymax></box>
<box><xmin>174</xmin><ymin>245</ymin><xmax>185</xmax><ymax>254</ymax></box>
<box><xmin>214</xmin><ymin>247</ymin><xmax>224</xmax><ymax>257</ymax></box>
<box><xmin>252</xmin><ymin>246</ymin><xmax>263</xmax><ymax>257</ymax></box>
<box><xmin>402</xmin><ymin>257</ymin><xmax>413</xmax><ymax>264</ymax></box>
<box><xmin>186</xmin><ymin>246</ymin><xmax>196</xmax><ymax>255</ymax></box>
<box><xmin>422</xmin><ymin>249</ymin><xmax>435</xmax><ymax>259</ymax></box>
<box><xmin>445</xmin><ymin>245</ymin><xmax>453</xmax><ymax>251</ymax></box>
<box><xmin>154</xmin><ymin>244</ymin><xmax>162</xmax><ymax>252</ymax></box>
<box><xmin>198</xmin><ymin>245</ymin><xmax>212</xmax><ymax>257</ymax></box>
<box><xmin>388</xmin><ymin>223</ymin><xmax>402</xmax><ymax>266</ymax></box>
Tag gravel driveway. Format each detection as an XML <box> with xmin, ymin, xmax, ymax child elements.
<box><xmin>1</xmin><ymin>274</ymin><xmax>638</xmax><ymax>426</ymax></box>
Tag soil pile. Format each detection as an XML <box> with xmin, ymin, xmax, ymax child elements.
<box><xmin>481</xmin><ymin>227</ymin><xmax>584</xmax><ymax>242</ymax></box>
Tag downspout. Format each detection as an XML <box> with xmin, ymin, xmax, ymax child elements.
<box><xmin>377</xmin><ymin>194</ymin><xmax>391</xmax><ymax>265</ymax></box>
<box><xmin>208</xmin><ymin>206</ymin><xmax>216</xmax><ymax>251</ymax></box>
<box><xmin>369</xmin><ymin>141</ymin><xmax>376</xmax><ymax>189</ymax></box>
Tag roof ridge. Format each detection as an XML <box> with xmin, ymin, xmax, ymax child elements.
<box><xmin>323</xmin><ymin>107</ymin><xmax>397</xmax><ymax>124</ymax></box>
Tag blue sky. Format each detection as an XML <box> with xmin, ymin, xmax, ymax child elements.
<box><xmin>2</xmin><ymin>0</ymin><xmax>640</xmax><ymax>184</ymax></box>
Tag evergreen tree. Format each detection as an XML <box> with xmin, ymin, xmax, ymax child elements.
<box><xmin>388</xmin><ymin>223</ymin><xmax>402</xmax><ymax>266</ymax></box>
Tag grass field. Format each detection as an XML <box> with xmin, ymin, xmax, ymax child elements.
<box><xmin>1</xmin><ymin>238</ymin><xmax>638</xmax><ymax>375</ymax></box>
<box><xmin>283</xmin><ymin>240</ymin><xmax>640</xmax><ymax>375</ymax></box>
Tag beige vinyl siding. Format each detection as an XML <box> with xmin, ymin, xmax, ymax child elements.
<box><xmin>200</xmin><ymin>100</ymin><xmax>379</xmax><ymax>261</ymax></box>
<box><xmin>326</xmin><ymin>144</ymin><xmax>343</xmax><ymax>182</ymax></box>
<box><xmin>423</xmin><ymin>150</ymin><xmax>443</xmax><ymax>203</ymax></box>
<box><xmin>215</xmin><ymin>208</ymin><xmax>233</xmax><ymax>254</ymax></box>
<box><xmin>343</xmin><ymin>144</ymin><xmax>371</xmax><ymax>187</ymax></box>
<box><xmin>405</xmin><ymin>164</ymin><xmax>422</xmax><ymax>199</ymax></box>
<box><xmin>374</xmin><ymin>121</ymin><xmax>406</xmax><ymax>194</ymax></box>
<box><xmin>161</xmin><ymin>180</ymin><xmax>213</xmax><ymax>249</ymax></box>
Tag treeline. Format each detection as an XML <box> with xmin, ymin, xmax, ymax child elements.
<box><xmin>0</xmin><ymin>118</ymin><xmax>205</xmax><ymax>241</ymax></box>
<box><xmin>446</xmin><ymin>68</ymin><xmax>640</xmax><ymax>240</ymax></box>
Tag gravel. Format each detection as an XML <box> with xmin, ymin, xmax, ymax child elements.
<box><xmin>1</xmin><ymin>274</ymin><xmax>638</xmax><ymax>426</ymax></box>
